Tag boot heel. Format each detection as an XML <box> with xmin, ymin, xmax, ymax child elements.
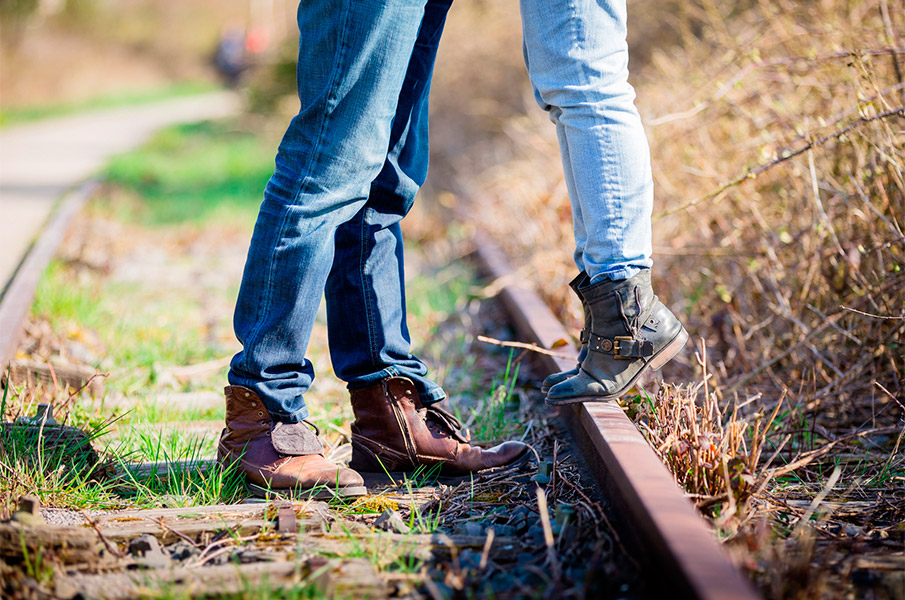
<box><xmin>650</xmin><ymin>327</ymin><xmax>688</xmax><ymax>370</ymax></box>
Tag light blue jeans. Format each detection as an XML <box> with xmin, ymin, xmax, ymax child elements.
<box><xmin>228</xmin><ymin>0</ymin><xmax>452</xmax><ymax>423</ymax></box>
<box><xmin>520</xmin><ymin>0</ymin><xmax>654</xmax><ymax>283</ymax></box>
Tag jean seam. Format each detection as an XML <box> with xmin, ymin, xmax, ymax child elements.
<box><xmin>359</xmin><ymin>208</ymin><xmax>380</xmax><ymax>364</ymax></box>
<box><xmin>237</xmin><ymin>207</ymin><xmax>291</xmax><ymax>379</ymax></box>
<box><xmin>570</xmin><ymin>0</ymin><xmax>624</xmax><ymax>273</ymax></box>
<box><xmin>296</xmin><ymin>0</ymin><xmax>352</xmax><ymax>194</ymax></box>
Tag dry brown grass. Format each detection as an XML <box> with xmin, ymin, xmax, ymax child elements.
<box><xmin>427</xmin><ymin>0</ymin><xmax>904</xmax><ymax>597</ymax></box>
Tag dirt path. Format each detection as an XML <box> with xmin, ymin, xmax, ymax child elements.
<box><xmin>0</xmin><ymin>91</ymin><xmax>240</xmax><ymax>293</ymax></box>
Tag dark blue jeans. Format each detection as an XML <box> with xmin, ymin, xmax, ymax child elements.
<box><xmin>229</xmin><ymin>0</ymin><xmax>452</xmax><ymax>423</ymax></box>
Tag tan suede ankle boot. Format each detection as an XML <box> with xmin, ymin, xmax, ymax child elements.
<box><xmin>218</xmin><ymin>385</ymin><xmax>366</xmax><ymax>499</ymax></box>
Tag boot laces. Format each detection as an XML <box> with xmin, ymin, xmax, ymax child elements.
<box><xmin>422</xmin><ymin>404</ymin><xmax>468</xmax><ymax>444</ymax></box>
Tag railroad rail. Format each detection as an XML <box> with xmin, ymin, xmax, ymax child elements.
<box><xmin>474</xmin><ymin>237</ymin><xmax>760</xmax><ymax>600</ymax></box>
<box><xmin>2</xmin><ymin>190</ymin><xmax>759</xmax><ymax>599</ymax></box>
<box><xmin>0</xmin><ymin>180</ymin><xmax>99</xmax><ymax>371</ymax></box>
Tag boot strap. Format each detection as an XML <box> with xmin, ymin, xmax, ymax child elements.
<box><xmin>270</xmin><ymin>421</ymin><xmax>324</xmax><ymax>456</ymax></box>
<box><xmin>587</xmin><ymin>333</ymin><xmax>654</xmax><ymax>359</ymax></box>
<box><xmin>579</xmin><ymin>328</ymin><xmax>589</xmax><ymax>345</ymax></box>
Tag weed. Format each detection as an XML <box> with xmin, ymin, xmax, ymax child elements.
<box><xmin>470</xmin><ymin>352</ymin><xmax>522</xmax><ymax>442</ymax></box>
<box><xmin>0</xmin><ymin>391</ymin><xmax>122</xmax><ymax>517</ymax></box>
<box><xmin>19</xmin><ymin>533</ymin><xmax>54</xmax><ymax>585</ymax></box>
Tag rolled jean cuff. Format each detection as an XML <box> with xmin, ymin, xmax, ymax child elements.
<box><xmin>346</xmin><ymin>366</ymin><xmax>447</xmax><ymax>405</ymax></box>
<box><xmin>588</xmin><ymin>265</ymin><xmax>645</xmax><ymax>285</ymax></box>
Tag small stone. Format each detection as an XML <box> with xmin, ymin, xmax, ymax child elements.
<box><xmin>566</xmin><ymin>567</ymin><xmax>585</xmax><ymax>582</ymax></box>
<box><xmin>487</xmin><ymin>507</ymin><xmax>508</xmax><ymax>521</ymax></box>
<box><xmin>459</xmin><ymin>549</ymin><xmax>481</xmax><ymax>569</ymax></box>
<box><xmin>491</xmin><ymin>524</ymin><xmax>516</xmax><ymax>537</ymax></box>
<box><xmin>236</xmin><ymin>549</ymin><xmax>266</xmax><ymax>563</ymax></box>
<box><xmin>843</xmin><ymin>523</ymin><xmax>863</xmax><ymax>537</ymax></box>
<box><xmin>535</xmin><ymin>461</ymin><xmax>553</xmax><ymax>485</ymax></box>
<box><xmin>464</xmin><ymin>521</ymin><xmax>484</xmax><ymax>537</ymax></box>
<box><xmin>510</xmin><ymin>506</ymin><xmax>530</xmax><ymax>520</ymax></box>
<box><xmin>167</xmin><ymin>541</ymin><xmax>199</xmax><ymax>561</ymax></box>
<box><xmin>488</xmin><ymin>572</ymin><xmax>517</xmax><ymax>593</ymax></box>
<box><xmin>11</xmin><ymin>512</ymin><xmax>45</xmax><ymax>526</ymax></box>
<box><xmin>526</xmin><ymin>525</ymin><xmax>545</xmax><ymax>546</ymax></box>
<box><xmin>452</xmin><ymin>522</ymin><xmax>470</xmax><ymax>536</ymax></box>
<box><xmin>34</xmin><ymin>404</ymin><xmax>58</xmax><ymax>425</ymax></box>
<box><xmin>515</xmin><ymin>552</ymin><xmax>536</xmax><ymax>565</ymax></box>
<box><xmin>128</xmin><ymin>534</ymin><xmax>170</xmax><ymax>569</ymax></box>
<box><xmin>17</xmin><ymin>495</ymin><xmax>41</xmax><ymax>516</ymax></box>
<box><xmin>128</xmin><ymin>534</ymin><xmax>161</xmax><ymax>557</ymax></box>
<box><xmin>374</xmin><ymin>509</ymin><xmax>411</xmax><ymax>535</ymax></box>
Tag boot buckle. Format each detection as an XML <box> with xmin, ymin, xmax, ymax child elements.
<box><xmin>613</xmin><ymin>336</ymin><xmax>633</xmax><ymax>360</ymax></box>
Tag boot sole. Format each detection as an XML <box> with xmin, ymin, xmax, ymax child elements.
<box><xmin>247</xmin><ymin>483</ymin><xmax>368</xmax><ymax>500</ymax></box>
<box><xmin>352</xmin><ymin>446</ymin><xmax>532</xmax><ymax>485</ymax></box>
<box><xmin>545</xmin><ymin>327</ymin><xmax>689</xmax><ymax>406</ymax></box>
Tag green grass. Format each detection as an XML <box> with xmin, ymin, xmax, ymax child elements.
<box><xmin>405</xmin><ymin>259</ymin><xmax>475</xmax><ymax>322</ymax></box>
<box><xmin>0</xmin><ymin>82</ymin><xmax>219</xmax><ymax>128</ymax></box>
<box><xmin>0</xmin><ymin>383</ymin><xmax>125</xmax><ymax>515</ymax></box>
<box><xmin>103</xmin><ymin>119</ymin><xmax>275</xmax><ymax>227</ymax></box>
<box><xmin>32</xmin><ymin>260</ymin><xmax>231</xmax><ymax>395</ymax></box>
<box><xmin>471</xmin><ymin>353</ymin><xmax>523</xmax><ymax>443</ymax></box>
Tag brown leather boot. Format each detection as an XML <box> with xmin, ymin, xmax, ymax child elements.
<box><xmin>218</xmin><ymin>385</ymin><xmax>366</xmax><ymax>499</ymax></box>
<box><xmin>349</xmin><ymin>377</ymin><xmax>529</xmax><ymax>475</ymax></box>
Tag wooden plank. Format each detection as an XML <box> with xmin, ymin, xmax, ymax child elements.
<box><xmin>0</xmin><ymin>522</ymin><xmax>100</xmax><ymax>564</ymax></box>
<box><xmin>5</xmin><ymin>359</ymin><xmax>105</xmax><ymax>396</ymax></box>
<box><xmin>54</xmin><ymin>557</ymin><xmax>388</xmax><ymax>600</ymax></box>
<box><xmin>474</xmin><ymin>237</ymin><xmax>761</xmax><ymax>600</ymax></box>
<box><xmin>93</xmin><ymin>502</ymin><xmax>330</xmax><ymax>542</ymax></box>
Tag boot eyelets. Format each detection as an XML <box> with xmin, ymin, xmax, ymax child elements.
<box><xmin>258</xmin><ymin>411</ymin><xmax>264</xmax><ymax>417</ymax></box>
<box><xmin>251</xmin><ymin>402</ymin><xmax>257</xmax><ymax>407</ymax></box>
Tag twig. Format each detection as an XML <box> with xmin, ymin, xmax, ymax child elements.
<box><xmin>153</xmin><ymin>517</ymin><xmax>201</xmax><ymax>548</ymax></box>
<box><xmin>766</xmin><ymin>426</ymin><xmax>900</xmax><ymax>480</ymax></box>
<box><xmin>874</xmin><ymin>381</ymin><xmax>905</xmax><ymax>412</ymax></box>
<box><xmin>655</xmin><ymin>105</ymin><xmax>905</xmax><ymax>219</ymax></box>
<box><xmin>479</xmin><ymin>528</ymin><xmax>495</xmax><ymax>570</ymax></box>
<box><xmin>476</xmin><ymin>335</ymin><xmax>577</xmax><ymax>360</ymax></box>
<box><xmin>840</xmin><ymin>305</ymin><xmax>905</xmax><ymax>320</ymax></box>
<box><xmin>648</xmin><ymin>47</ymin><xmax>905</xmax><ymax>126</ymax></box>
<box><xmin>80</xmin><ymin>511</ymin><xmax>124</xmax><ymax>558</ymax></box>
<box><xmin>535</xmin><ymin>487</ymin><xmax>561</xmax><ymax>581</ymax></box>
<box><xmin>792</xmin><ymin>466</ymin><xmax>842</xmax><ymax>535</ymax></box>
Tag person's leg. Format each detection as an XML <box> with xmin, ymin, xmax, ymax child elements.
<box><xmin>329</xmin><ymin>0</ymin><xmax>529</xmax><ymax>474</ymax></box>
<box><xmin>221</xmin><ymin>1</ymin><xmax>436</xmax><ymax>496</ymax></box>
<box><xmin>520</xmin><ymin>0</ymin><xmax>652</xmax><ymax>282</ymax></box>
<box><xmin>326</xmin><ymin>0</ymin><xmax>451</xmax><ymax>407</ymax></box>
<box><xmin>228</xmin><ymin>0</ymin><xmax>430</xmax><ymax>423</ymax></box>
<box><xmin>520</xmin><ymin>0</ymin><xmax>686</xmax><ymax>403</ymax></box>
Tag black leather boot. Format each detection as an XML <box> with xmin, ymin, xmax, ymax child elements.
<box><xmin>541</xmin><ymin>272</ymin><xmax>590</xmax><ymax>393</ymax></box>
<box><xmin>546</xmin><ymin>270</ymin><xmax>687</xmax><ymax>405</ymax></box>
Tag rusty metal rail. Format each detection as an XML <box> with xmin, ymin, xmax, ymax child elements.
<box><xmin>474</xmin><ymin>236</ymin><xmax>760</xmax><ymax>600</ymax></box>
<box><xmin>0</xmin><ymin>181</ymin><xmax>98</xmax><ymax>371</ymax></box>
